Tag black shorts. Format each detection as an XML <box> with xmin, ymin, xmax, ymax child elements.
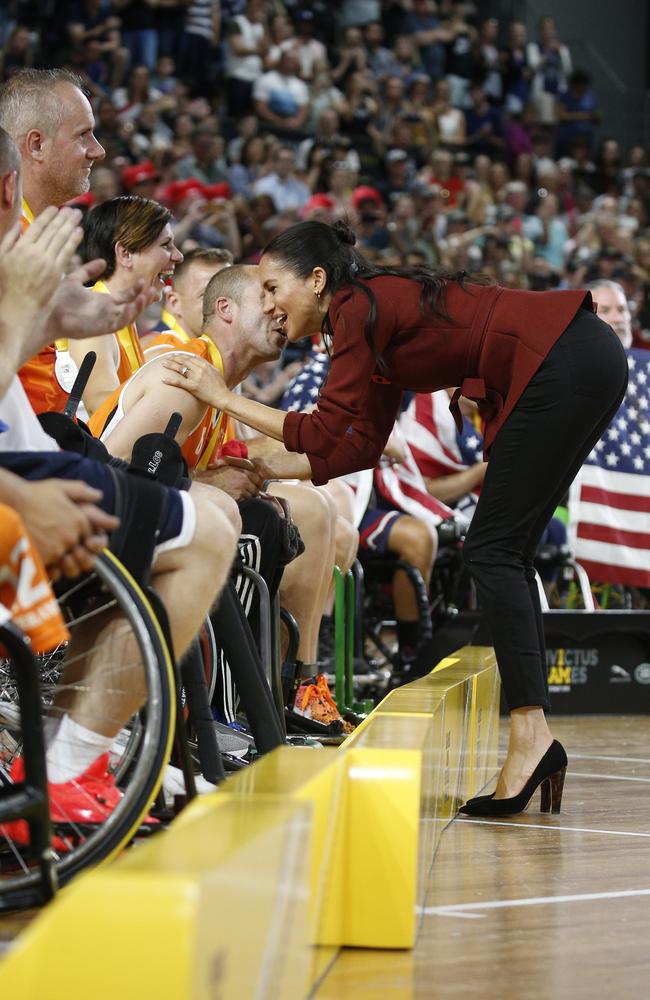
<box><xmin>0</xmin><ymin>450</ymin><xmax>195</xmax><ymax>554</ymax></box>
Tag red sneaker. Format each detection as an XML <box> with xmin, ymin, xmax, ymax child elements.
<box><xmin>74</xmin><ymin>752</ymin><xmax>123</xmax><ymax>810</ymax></box>
<box><xmin>1</xmin><ymin>757</ymin><xmax>114</xmax><ymax>853</ymax></box>
<box><xmin>9</xmin><ymin>755</ymin><xmax>114</xmax><ymax>823</ymax></box>
<box><xmin>79</xmin><ymin>753</ymin><xmax>158</xmax><ymax>826</ymax></box>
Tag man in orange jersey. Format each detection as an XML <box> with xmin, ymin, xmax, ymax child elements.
<box><xmin>91</xmin><ymin>262</ymin><xmax>358</xmax><ymax>694</ymax></box>
<box><xmin>0</xmin><ymin>68</ymin><xmax>106</xmax><ymax>413</ymax></box>
<box><xmin>0</xmin><ymin>124</ymin><xmax>242</xmax><ymax>819</ymax></box>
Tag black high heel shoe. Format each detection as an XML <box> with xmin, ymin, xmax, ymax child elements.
<box><xmin>459</xmin><ymin>740</ymin><xmax>568</xmax><ymax>817</ymax></box>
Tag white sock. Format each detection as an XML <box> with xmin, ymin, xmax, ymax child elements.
<box><xmin>45</xmin><ymin>714</ymin><xmax>114</xmax><ymax>784</ymax></box>
<box><xmin>162</xmin><ymin>764</ymin><xmax>217</xmax><ymax>805</ymax></box>
<box><xmin>43</xmin><ymin>714</ymin><xmax>61</xmax><ymax>746</ymax></box>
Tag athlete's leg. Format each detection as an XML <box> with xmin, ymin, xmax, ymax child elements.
<box><xmin>266</xmin><ymin>482</ymin><xmax>335</xmax><ymax>663</ymax></box>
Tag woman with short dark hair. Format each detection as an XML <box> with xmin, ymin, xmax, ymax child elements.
<box><xmin>70</xmin><ymin>195</ymin><xmax>182</xmax><ymax>415</ymax></box>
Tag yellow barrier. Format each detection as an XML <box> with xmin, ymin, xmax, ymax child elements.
<box><xmin>0</xmin><ymin>647</ymin><xmax>500</xmax><ymax>996</ymax></box>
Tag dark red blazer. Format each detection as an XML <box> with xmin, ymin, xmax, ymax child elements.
<box><xmin>283</xmin><ymin>277</ymin><xmax>592</xmax><ymax>485</ymax></box>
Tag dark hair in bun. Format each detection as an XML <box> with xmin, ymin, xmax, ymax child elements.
<box><xmin>332</xmin><ymin>219</ymin><xmax>356</xmax><ymax>246</ymax></box>
<box><xmin>262</xmin><ymin>219</ymin><xmax>483</xmax><ymax>370</ymax></box>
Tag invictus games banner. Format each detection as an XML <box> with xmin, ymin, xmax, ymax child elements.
<box><xmin>542</xmin><ymin>611</ymin><xmax>650</xmax><ymax>713</ymax></box>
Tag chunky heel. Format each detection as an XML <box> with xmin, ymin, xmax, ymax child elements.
<box><xmin>542</xmin><ymin>766</ymin><xmax>566</xmax><ymax>814</ymax></box>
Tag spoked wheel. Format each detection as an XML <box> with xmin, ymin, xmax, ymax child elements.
<box><xmin>0</xmin><ymin>550</ymin><xmax>175</xmax><ymax>909</ymax></box>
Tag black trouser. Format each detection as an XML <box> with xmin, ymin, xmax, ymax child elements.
<box><xmin>463</xmin><ymin>309</ymin><xmax>628</xmax><ymax>711</ymax></box>
<box><xmin>212</xmin><ymin>497</ymin><xmax>285</xmax><ymax>723</ymax></box>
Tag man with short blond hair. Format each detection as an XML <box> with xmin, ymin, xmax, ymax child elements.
<box><xmin>0</xmin><ymin>68</ymin><xmax>106</xmax><ymax>413</ymax></box>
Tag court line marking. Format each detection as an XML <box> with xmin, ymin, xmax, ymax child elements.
<box><xmin>455</xmin><ymin>818</ymin><xmax>650</xmax><ymax>838</ymax></box>
<box><xmin>422</xmin><ymin>887</ymin><xmax>650</xmax><ymax>919</ymax></box>
<box><xmin>571</xmin><ymin>753</ymin><xmax>650</xmax><ymax>764</ymax></box>
<box><xmin>570</xmin><ymin>771</ymin><xmax>650</xmax><ymax>783</ymax></box>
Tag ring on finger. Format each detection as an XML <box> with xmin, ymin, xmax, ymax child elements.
<box><xmin>181</xmin><ymin>366</ymin><xmax>189</xmax><ymax>378</ymax></box>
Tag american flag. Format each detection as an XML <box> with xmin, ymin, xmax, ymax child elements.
<box><xmin>400</xmin><ymin>390</ymin><xmax>484</xmax><ymax>519</ymax></box>
<box><xmin>401</xmin><ymin>390</ymin><xmax>484</xmax><ymax>478</ymax></box>
<box><xmin>568</xmin><ymin>348</ymin><xmax>650</xmax><ymax>588</ymax></box>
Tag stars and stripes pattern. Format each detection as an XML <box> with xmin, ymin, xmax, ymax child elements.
<box><xmin>280</xmin><ymin>351</ymin><xmax>329</xmax><ymax>412</ymax></box>
<box><xmin>568</xmin><ymin>348</ymin><xmax>650</xmax><ymax>588</ymax></box>
<box><xmin>401</xmin><ymin>390</ymin><xmax>484</xmax><ymax>480</ymax></box>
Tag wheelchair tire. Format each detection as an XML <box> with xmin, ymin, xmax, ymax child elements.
<box><xmin>0</xmin><ymin>550</ymin><xmax>175</xmax><ymax>906</ymax></box>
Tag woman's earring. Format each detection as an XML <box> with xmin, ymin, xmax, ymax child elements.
<box><xmin>315</xmin><ymin>287</ymin><xmax>321</xmax><ymax>302</ymax></box>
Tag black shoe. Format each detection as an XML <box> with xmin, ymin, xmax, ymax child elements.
<box><xmin>459</xmin><ymin>740</ymin><xmax>568</xmax><ymax>817</ymax></box>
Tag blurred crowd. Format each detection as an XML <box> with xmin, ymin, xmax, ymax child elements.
<box><xmin>1</xmin><ymin>0</ymin><xmax>649</xmax><ymax>348</ymax></box>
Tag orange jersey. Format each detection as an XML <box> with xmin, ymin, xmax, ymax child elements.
<box><xmin>92</xmin><ymin>280</ymin><xmax>145</xmax><ymax>382</ymax></box>
<box><xmin>89</xmin><ymin>336</ymin><xmax>233</xmax><ymax>470</ymax></box>
<box><xmin>17</xmin><ymin>200</ymin><xmax>74</xmax><ymax>414</ymax></box>
<box><xmin>0</xmin><ymin>505</ymin><xmax>69</xmax><ymax>653</ymax></box>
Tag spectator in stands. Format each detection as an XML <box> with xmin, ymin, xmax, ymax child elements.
<box><xmin>586</xmin><ymin>278</ymin><xmax>633</xmax><ymax>348</ymax></box>
<box><xmin>224</xmin><ymin>0</ymin><xmax>269</xmax><ymax>117</ymax></box>
<box><xmin>418</xmin><ymin>148</ymin><xmax>464</xmax><ymax>208</ymax></box>
<box><xmin>62</xmin><ymin>0</ymin><xmax>129</xmax><ymax>91</ymax></box>
<box><xmin>252</xmin><ymin>145</ymin><xmax>310</xmax><ymax>213</ymax></box>
<box><xmin>363</xmin><ymin>21</ymin><xmax>399</xmax><ymax>80</ymax></box>
<box><xmin>112</xmin><ymin>0</ymin><xmax>159</xmax><ymax>71</ymax></box>
<box><xmin>390</xmin><ymin>34</ymin><xmax>425</xmax><ymax>87</ymax></box>
<box><xmin>500</xmin><ymin>21</ymin><xmax>532</xmax><ymax>113</ymax></box>
<box><xmin>527</xmin><ymin>15</ymin><xmax>572</xmax><ymax>124</ymax></box>
<box><xmin>91</xmin><ymin>164</ymin><xmax>120</xmax><ymax>203</ymax></box>
<box><xmin>523</xmin><ymin>192</ymin><xmax>569</xmax><ymax>273</ymax></box>
<box><xmin>464</xmin><ymin>84</ymin><xmax>503</xmax><ymax>159</ymax></box>
<box><xmin>431</xmin><ymin>77</ymin><xmax>466</xmax><ymax>154</ymax></box>
<box><xmin>178</xmin><ymin>0</ymin><xmax>221</xmax><ymax>96</ymax></box>
<box><xmin>176</xmin><ymin>126</ymin><xmax>229</xmax><ymax>184</ymax></box>
<box><xmin>399</xmin><ymin>0</ymin><xmax>446</xmax><ymax>82</ymax></box>
<box><xmin>285</xmin><ymin>10</ymin><xmax>328</xmax><ymax>84</ymax></box>
<box><xmin>112</xmin><ymin>63</ymin><xmax>162</xmax><ymax>122</ymax></box>
<box><xmin>478</xmin><ymin>16</ymin><xmax>502</xmax><ymax>103</ymax></box>
<box><xmin>331</xmin><ymin>26</ymin><xmax>368</xmax><ymax>86</ymax></box>
<box><xmin>442</xmin><ymin>0</ymin><xmax>479</xmax><ymax>110</ymax></box>
<box><xmin>253</xmin><ymin>49</ymin><xmax>310</xmax><ymax>138</ymax></box>
<box><xmin>0</xmin><ymin>24</ymin><xmax>35</xmax><ymax>82</ymax></box>
<box><xmin>555</xmin><ymin>70</ymin><xmax>600</xmax><ymax>158</ymax></box>
<box><xmin>377</xmin><ymin>148</ymin><xmax>414</xmax><ymax>205</ymax></box>
<box><xmin>228</xmin><ymin>133</ymin><xmax>270</xmax><ymax>197</ymax></box>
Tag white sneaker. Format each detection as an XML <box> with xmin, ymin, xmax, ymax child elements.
<box><xmin>161</xmin><ymin>763</ymin><xmax>217</xmax><ymax>805</ymax></box>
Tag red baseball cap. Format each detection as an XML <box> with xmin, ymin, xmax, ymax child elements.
<box><xmin>301</xmin><ymin>193</ymin><xmax>336</xmax><ymax>217</ymax></box>
<box><xmin>202</xmin><ymin>182</ymin><xmax>232</xmax><ymax>201</ymax></box>
<box><xmin>160</xmin><ymin>177</ymin><xmax>206</xmax><ymax>206</ymax></box>
<box><xmin>121</xmin><ymin>160</ymin><xmax>160</xmax><ymax>191</ymax></box>
<box><xmin>350</xmin><ymin>185</ymin><xmax>383</xmax><ymax>209</ymax></box>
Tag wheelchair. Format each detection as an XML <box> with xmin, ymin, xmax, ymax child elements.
<box><xmin>357</xmin><ymin>516</ymin><xmax>473</xmax><ymax>689</ymax></box>
<box><xmin>0</xmin><ymin>550</ymin><xmax>176</xmax><ymax>910</ymax></box>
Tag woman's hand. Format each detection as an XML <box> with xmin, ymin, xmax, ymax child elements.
<box><xmin>162</xmin><ymin>353</ymin><xmax>230</xmax><ymax>408</ymax></box>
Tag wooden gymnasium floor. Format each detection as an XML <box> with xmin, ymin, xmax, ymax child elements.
<box><xmin>314</xmin><ymin>716</ymin><xmax>650</xmax><ymax>1000</ymax></box>
<box><xmin>1</xmin><ymin>716</ymin><xmax>648</xmax><ymax>998</ymax></box>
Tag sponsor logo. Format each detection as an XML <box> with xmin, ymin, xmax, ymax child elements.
<box><xmin>610</xmin><ymin>664</ymin><xmax>632</xmax><ymax>684</ymax></box>
<box><xmin>546</xmin><ymin>648</ymin><xmax>597</xmax><ymax>691</ymax></box>
<box><xmin>634</xmin><ymin>663</ymin><xmax>650</xmax><ymax>685</ymax></box>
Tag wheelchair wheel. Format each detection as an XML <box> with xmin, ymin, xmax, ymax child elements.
<box><xmin>0</xmin><ymin>550</ymin><xmax>175</xmax><ymax>906</ymax></box>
